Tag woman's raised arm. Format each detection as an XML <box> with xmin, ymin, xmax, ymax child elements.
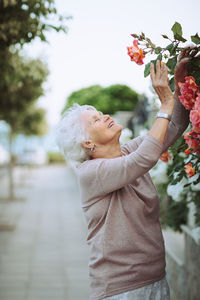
<box><xmin>147</xmin><ymin>60</ymin><xmax>175</xmax><ymax>143</ymax></box>
<box><xmin>155</xmin><ymin>46</ymin><xmax>198</xmax><ymax>153</ymax></box>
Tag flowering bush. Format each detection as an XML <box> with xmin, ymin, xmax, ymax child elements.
<box><xmin>127</xmin><ymin>22</ymin><xmax>200</xmax><ymax>227</ymax></box>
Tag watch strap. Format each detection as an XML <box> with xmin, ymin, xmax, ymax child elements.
<box><xmin>156</xmin><ymin>112</ymin><xmax>171</xmax><ymax>121</ymax></box>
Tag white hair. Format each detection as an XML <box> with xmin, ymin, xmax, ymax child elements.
<box><xmin>54</xmin><ymin>103</ymin><xmax>97</xmax><ymax>164</ymax></box>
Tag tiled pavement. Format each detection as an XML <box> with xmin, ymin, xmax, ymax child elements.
<box><xmin>0</xmin><ymin>164</ymin><xmax>90</xmax><ymax>300</ymax></box>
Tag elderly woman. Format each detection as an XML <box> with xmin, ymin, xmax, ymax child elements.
<box><xmin>55</xmin><ymin>47</ymin><xmax>196</xmax><ymax>300</ymax></box>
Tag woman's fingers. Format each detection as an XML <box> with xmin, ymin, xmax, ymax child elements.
<box><xmin>178</xmin><ymin>45</ymin><xmax>198</xmax><ymax>62</ymax></box>
<box><xmin>161</xmin><ymin>63</ymin><xmax>168</xmax><ymax>79</ymax></box>
<box><xmin>188</xmin><ymin>47</ymin><xmax>198</xmax><ymax>57</ymax></box>
<box><xmin>155</xmin><ymin>59</ymin><xmax>161</xmax><ymax>79</ymax></box>
<box><xmin>177</xmin><ymin>48</ymin><xmax>188</xmax><ymax>62</ymax></box>
<box><xmin>179</xmin><ymin>57</ymin><xmax>190</xmax><ymax>66</ymax></box>
<box><xmin>160</xmin><ymin>60</ymin><xmax>165</xmax><ymax>73</ymax></box>
<box><xmin>150</xmin><ymin>61</ymin><xmax>173</xmax><ymax>104</ymax></box>
<box><xmin>150</xmin><ymin>61</ymin><xmax>168</xmax><ymax>86</ymax></box>
<box><xmin>178</xmin><ymin>47</ymin><xmax>191</xmax><ymax>62</ymax></box>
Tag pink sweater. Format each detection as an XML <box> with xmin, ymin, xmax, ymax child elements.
<box><xmin>76</xmin><ymin>99</ymin><xmax>189</xmax><ymax>300</ymax></box>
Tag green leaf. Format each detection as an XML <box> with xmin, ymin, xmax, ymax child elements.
<box><xmin>174</xmin><ymin>33</ymin><xmax>187</xmax><ymax>42</ymax></box>
<box><xmin>183</xmin><ymin>183</ymin><xmax>191</xmax><ymax>188</ymax></box>
<box><xmin>191</xmin><ymin>33</ymin><xmax>200</xmax><ymax>44</ymax></box>
<box><xmin>169</xmin><ymin>77</ymin><xmax>175</xmax><ymax>92</ymax></box>
<box><xmin>171</xmin><ymin>22</ymin><xmax>183</xmax><ymax>37</ymax></box>
<box><xmin>157</xmin><ymin>53</ymin><xmax>162</xmax><ymax>61</ymax></box>
<box><xmin>171</xmin><ymin>44</ymin><xmax>179</xmax><ymax>56</ymax></box>
<box><xmin>166</xmin><ymin>56</ymin><xmax>177</xmax><ymax>71</ymax></box>
<box><xmin>144</xmin><ymin>62</ymin><xmax>151</xmax><ymax>78</ymax></box>
<box><xmin>192</xmin><ymin>176</ymin><xmax>200</xmax><ymax>185</ymax></box>
<box><xmin>165</xmin><ymin>43</ymin><xmax>174</xmax><ymax>52</ymax></box>
<box><xmin>155</xmin><ymin>47</ymin><xmax>162</xmax><ymax>54</ymax></box>
<box><xmin>165</xmin><ymin>43</ymin><xmax>179</xmax><ymax>56</ymax></box>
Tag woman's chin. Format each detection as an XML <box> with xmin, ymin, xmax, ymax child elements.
<box><xmin>116</xmin><ymin>125</ymin><xmax>123</xmax><ymax>138</ymax></box>
<box><xmin>117</xmin><ymin>124</ymin><xmax>123</xmax><ymax>132</ymax></box>
<box><xmin>110</xmin><ymin>123</ymin><xmax>123</xmax><ymax>132</ymax></box>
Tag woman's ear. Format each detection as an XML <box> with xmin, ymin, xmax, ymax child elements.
<box><xmin>81</xmin><ymin>140</ymin><xmax>94</xmax><ymax>150</ymax></box>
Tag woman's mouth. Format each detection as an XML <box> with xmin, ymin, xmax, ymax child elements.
<box><xmin>108</xmin><ymin>121</ymin><xmax>114</xmax><ymax>128</ymax></box>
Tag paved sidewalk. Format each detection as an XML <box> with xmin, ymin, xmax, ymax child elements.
<box><xmin>0</xmin><ymin>164</ymin><xmax>90</xmax><ymax>300</ymax></box>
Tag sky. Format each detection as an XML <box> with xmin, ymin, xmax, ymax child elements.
<box><xmin>22</xmin><ymin>0</ymin><xmax>200</xmax><ymax>130</ymax></box>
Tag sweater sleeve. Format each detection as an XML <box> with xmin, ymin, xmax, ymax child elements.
<box><xmin>122</xmin><ymin>135</ymin><xmax>145</xmax><ymax>154</ymax></box>
<box><xmin>79</xmin><ymin>135</ymin><xmax>164</xmax><ymax>198</ymax></box>
<box><xmin>160</xmin><ymin>97</ymin><xmax>190</xmax><ymax>153</ymax></box>
<box><xmin>123</xmin><ymin>98</ymin><xmax>189</xmax><ymax>155</ymax></box>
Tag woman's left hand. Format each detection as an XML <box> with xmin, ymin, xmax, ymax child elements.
<box><xmin>174</xmin><ymin>45</ymin><xmax>198</xmax><ymax>97</ymax></box>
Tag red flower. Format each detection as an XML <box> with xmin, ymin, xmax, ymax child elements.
<box><xmin>184</xmin><ymin>163</ymin><xmax>195</xmax><ymax>178</ymax></box>
<box><xmin>127</xmin><ymin>40</ymin><xmax>145</xmax><ymax>65</ymax></box>
<box><xmin>184</xmin><ymin>148</ymin><xmax>192</xmax><ymax>155</ymax></box>
<box><xmin>184</xmin><ymin>131</ymin><xmax>200</xmax><ymax>154</ymax></box>
<box><xmin>159</xmin><ymin>151</ymin><xmax>172</xmax><ymax>162</ymax></box>
<box><xmin>178</xmin><ymin>76</ymin><xmax>199</xmax><ymax>110</ymax></box>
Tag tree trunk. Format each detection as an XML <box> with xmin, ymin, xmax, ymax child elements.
<box><xmin>8</xmin><ymin>126</ymin><xmax>14</xmax><ymax>200</ymax></box>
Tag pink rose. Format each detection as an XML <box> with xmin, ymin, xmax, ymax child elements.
<box><xmin>190</xmin><ymin>110</ymin><xmax>200</xmax><ymax>128</ymax></box>
<box><xmin>194</xmin><ymin>94</ymin><xmax>200</xmax><ymax>111</ymax></box>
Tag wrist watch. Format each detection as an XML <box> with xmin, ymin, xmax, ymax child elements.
<box><xmin>156</xmin><ymin>112</ymin><xmax>172</xmax><ymax>121</ymax></box>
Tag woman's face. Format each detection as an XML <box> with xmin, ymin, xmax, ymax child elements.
<box><xmin>80</xmin><ymin>109</ymin><xmax>123</xmax><ymax>145</ymax></box>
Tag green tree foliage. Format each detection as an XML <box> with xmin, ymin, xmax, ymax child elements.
<box><xmin>0</xmin><ymin>0</ymin><xmax>70</xmax><ymax>201</ymax></box>
<box><xmin>0</xmin><ymin>0</ymin><xmax>72</xmax><ymax>48</ymax></box>
<box><xmin>0</xmin><ymin>51</ymin><xmax>49</xmax><ymax>134</ymax></box>
<box><xmin>63</xmin><ymin>84</ymin><xmax>139</xmax><ymax>115</ymax></box>
<box><xmin>19</xmin><ymin>106</ymin><xmax>49</xmax><ymax>137</ymax></box>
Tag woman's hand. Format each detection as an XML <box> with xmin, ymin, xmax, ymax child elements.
<box><xmin>150</xmin><ymin>60</ymin><xmax>174</xmax><ymax>105</ymax></box>
<box><xmin>149</xmin><ymin>60</ymin><xmax>175</xmax><ymax>144</ymax></box>
<box><xmin>174</xmin><ymin>45</ymin><xmax>198</xmax><ymax>98</ymax></box>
